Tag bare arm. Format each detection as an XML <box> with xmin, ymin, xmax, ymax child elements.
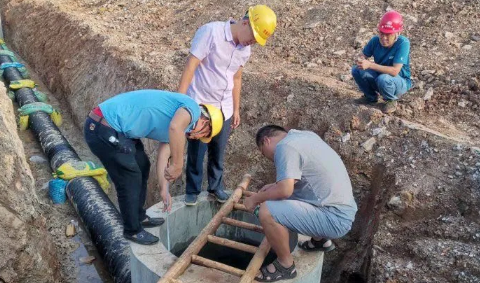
<box><xmin>164</xmin><ymin>108</ymin><xmax>191</xmax><ymax>181</ymax></box>
<box><xmin>368</xmin><ymin>63</ymin><xmax>403</xmax><ymax>76</ymax></box>
<box><xmin>156</xmin><ymin>143</ymin><xmax>172</xmax><ymax>211</ymax></box>
<box><xmin>178</xmin><ymin>54</ymin><xmax>202</xmax><ymax>94</ymax></box>
<box><xmin>244</xmin><ymin>179</ymin><xmax>295</xmax><ymax>211</ymax></box>
<box><xmin>231</xmin><ymin>67</ymin><xmax>243</xmax><ymax>129</ymax></box>
<box><xmin>156</xmin><ymin>143</ymin><xmax>170</xmax><ymax>190</ymax></box>
<box><xmin>358</xmin><ymin>58</ymin><xmax>403</xmax><ymax>77</ymax></box>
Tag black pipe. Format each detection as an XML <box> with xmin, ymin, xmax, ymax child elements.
<box><xmin>0</xmin><ymin>52</ymin><xmax>131</xmax><ymax>282</ymax></box>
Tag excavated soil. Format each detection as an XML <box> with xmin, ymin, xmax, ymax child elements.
<box><xmin>0</xmin><ymin>0</ymin><xmax>479</xmax><ymax>282</ymax></box>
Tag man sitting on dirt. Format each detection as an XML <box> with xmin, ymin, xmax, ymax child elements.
<box><xmin>177</xmin><ymin>5</ymin><xmax>277</xmax><ymax>206</ymax></box>
<box><xmin>244</xmin><ymin>125</ymin><xmax>357</xmax><ymax>282</ymax></box>
<box><xmin>84</xmin><ymin>90</ymin><xmax>223</xmax><ymax>245</ymax></box>
<box><xmin>352</xmin><ymin>10</ymin><xmax>412</xmax><ymax>114</ymax></box>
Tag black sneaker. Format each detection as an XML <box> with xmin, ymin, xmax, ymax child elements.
<box><xmin>141</xmin><ymin>216</ymin><xmax>165</xmax><ymax>228</ymax></box>
<box><xmin>208</xmin><ymin>189</ymin><xmax>229</xmax><ymax>203</ymax></box>
<box><xmin>124</xmin><ymin>230</ymin><xmax>159</xmax><ymax>245</ymax></box>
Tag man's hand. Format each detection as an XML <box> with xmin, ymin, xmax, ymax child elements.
<box><xmin>161</xmin><ymin>188</ymin><xmax>172</xmax><ymax>212</ymax></box>
<box><xmin>164</xmin><ymin>164</ymin><xmax>182</xmax><ymax>182</ymax></box>
<box><xmin>243</xmin><ymin>195</ymin><xmax>258</xmax><ymax>212</ymax></box>
<box><xmin>259</xmin><ymin>183</ymin><xmax>275</xmax><ymax>192</ymax></box>
<box><xmin>357</xmin><ymin>58</ymin><xmax>372</xmax><ymax>70</ymax></box>
<box><xmin>231</xmin><ymin>111</ymin><xmax>241</xmax><ymax>129</ymax></box>
<box><xmin>178</xmin><ymin>54</ymin><xmax>201</xmax><ymax>94</ymax></box>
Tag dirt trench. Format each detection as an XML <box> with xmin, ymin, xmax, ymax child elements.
<box><xmin>1</xmin><ymin>0</ymin><xmax>479</xmax><ymax>282</ymax></box>
<box><xmin>0</xmin><ymin>83</ymin><xmax>60</xmax><ymax>283</ymax></box>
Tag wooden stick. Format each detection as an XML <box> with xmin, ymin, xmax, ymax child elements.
<box><xmin>157</xmin><ymin>174</ymin><xmax>251</xmax><ymax>283</ymax></box>
<box><xmin>207</xmin><ymin>235</ymin><xmax>258</xmax><ymax>254</ymax></box>
<box><xmin>191</xmin><ymin>255</ymin><xmax>245</xmax><ymax>277</ymax></box>
<box><xmin>233</xmin><ymin>203</ymin><xmax>248</xmax><ymax>212</ymax></box>
<box><xmin>239</xmin><ymin>238</ymin><xmax>271</xmax><ymax>283</ymax></box>
<box><xmin>222</xmin><ymin>217</ymin><xmax>264</xmax><ymax>234</ymax></box>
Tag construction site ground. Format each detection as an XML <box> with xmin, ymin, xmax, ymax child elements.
<box><xmin>0</xmin><ymin>0</ymin><xmax>478</xmax><ymax>282</ymax></box>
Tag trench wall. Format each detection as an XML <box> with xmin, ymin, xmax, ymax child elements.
<box><xmin>0</xmin><ymin>83</ymin><xmax>59</xmax><ymax>282</ymax></box>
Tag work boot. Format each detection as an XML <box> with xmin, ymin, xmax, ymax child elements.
<box><xmin>354</xmin><ymin>96</ymin><xmax>378</xmax><ymax>105</ymax></box>
<box><xmin>141</xmin><ymin>216</ymin><xmax>165</xmax><ymax>228</ymax></box>
<box><xmin>124</xmin><ymin>230</ymin><xmax>159</xmax><ymax>245</ymax></box>
<box><xmin>383</xmin><ymin>100</ymin><xmax>398</xmax><ymax>114</ymax></box>
<box><xmin>184</xmin><ymin>194</ymin><xmax>198</xmax><ymax>206</ymax></box>
<box><xmin>208</xmin><ymin>189</ymin><xmax>229</xmax><ymax>203</ymax></box>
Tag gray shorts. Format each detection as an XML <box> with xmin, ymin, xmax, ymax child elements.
<box><xmin>265</xmin><ymin>200</ymin><xmax>353</xmax><ymax>239</ymax></box>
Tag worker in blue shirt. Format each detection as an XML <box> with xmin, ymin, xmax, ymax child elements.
<box><xmin>352</xmin><ymin>10</ymin><xmax>412</xmax><ymax>114</ymax></box>
<box><xmin>84</xmin><ymin>90</ymin><xmax>223</xmax><ymax>245</ymax></box>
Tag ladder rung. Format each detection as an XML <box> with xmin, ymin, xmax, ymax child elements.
<box><xmin>207</xmin><ymin>235</ymin><xmax>258</xmax><ymax>254</ymax></box>
<box><xmin>222</xmin><ymin>217</ymin><xmax>264</xmax><ymax>233</ymax></box>
<box><xmin>233</xmin><ymin>203</ymin><xmax>248</xmax><ymax>211</ymax></box>
<box><xmin>191</xmin><ymin>255</ymin><xmax>245</xmax><ymax>277</ymax></box>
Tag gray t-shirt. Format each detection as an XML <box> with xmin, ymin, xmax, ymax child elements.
<box><xmin>275</xmin><ymin>130</ymin><xmax>357</xmax><ymax>220</ymax></box>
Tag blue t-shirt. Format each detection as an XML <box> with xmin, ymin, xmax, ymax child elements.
<box><xmin>363</xmin><ymin>35</ymin><xmax>412</xmax><ymax>88</ymax></box>
<box><xmin>99</xmin><ymin>90</ymin><xmax>201</xmax><ymax>142</ymax></box>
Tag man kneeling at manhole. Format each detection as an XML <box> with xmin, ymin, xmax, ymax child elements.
<box><xmin>84</xmin><ymin>89</ymin><xmax>223</xmax><ymax>245</ymax></box>
<box><xmin>244</xmin><ymin>125</ymin><xmax>358</xmax><ymax>282</ymax></box>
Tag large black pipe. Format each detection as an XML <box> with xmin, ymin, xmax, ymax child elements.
<box><xmin>0</xmin><ymin>51</ymin><xmax>131</xmax><ymax>282</ymax></box>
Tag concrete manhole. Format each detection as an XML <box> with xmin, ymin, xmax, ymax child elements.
<box><xmin>131</xmin><ymin>192</ymin><xmax>324</xmax><ymax>283</ymax></box>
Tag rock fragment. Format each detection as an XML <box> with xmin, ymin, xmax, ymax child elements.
<box><xmin>361</xmin><ymin>137</ymin><xmax>376</xmax><ymax>151</ymax></box>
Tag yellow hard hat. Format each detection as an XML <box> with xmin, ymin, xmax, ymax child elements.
<box><xmin>248</xmin><ymin>5</ymin><xmax>277</xmax><ymax>46</ymax></box>
<box><xmin>199</xmin><ymin>104</ymin><xmax>224</xmax><ymax>143</ymax></box>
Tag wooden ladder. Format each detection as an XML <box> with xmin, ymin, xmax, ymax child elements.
<box><xmin>157</xmin><ymin>174</ymin><xmax>270</xmax><ymax>283</ymax></box>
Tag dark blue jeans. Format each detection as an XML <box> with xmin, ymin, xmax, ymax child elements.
<box><xmin>186</xmin><ymin>118</ymin><xmax>232</xmax><ymax>195</ymax></box>
<box><xmin>351</xmin><ymin>66</ymin><xmax>409</xmax><ymax>102</ymax></box>
<box><xmin>84</xmin><ymin>117</ymin><xmax>149</xmax><ymax>235</ymax></box>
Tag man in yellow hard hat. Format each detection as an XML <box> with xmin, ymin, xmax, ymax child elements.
<box><xmin>178</xmin><ymin>5</ymin><xmax>277</xmax><ymax>206</ymax></box>
<box><xmin>84</xmin><ymin>90</ymin><xmax>223</xmax><ymax>245</ymax></box>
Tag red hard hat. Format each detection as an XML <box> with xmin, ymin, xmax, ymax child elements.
<box><xmin>378</xmin><ymin>10</ymin><xmax>403</xmax><ymax>34</ymax></box>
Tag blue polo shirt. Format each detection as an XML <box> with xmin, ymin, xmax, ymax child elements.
<box><xmin>99</xmin><ymin>90</ymin><xmax>201</xmax><ymax>142</ymax></box>
<box><xmin>363</xmin><ymin>35</ymin><xmax>412</xmax><ymax>88</ymax></box>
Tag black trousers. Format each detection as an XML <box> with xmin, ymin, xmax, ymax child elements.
<box><xmin>84</xmin><ymin>117</ymin><xmax>150</xmax><ymax>235</ymax></box>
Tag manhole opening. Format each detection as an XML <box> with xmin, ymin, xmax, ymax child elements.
<box><xmin>160</xmin><ymin>199</ymin><xmax>298</xmax><ymax>270</ymax></box>
<box><xmin>172</xmin><ymin>236</ymin><xmax>280</xmax><ymax>270</ymax></box>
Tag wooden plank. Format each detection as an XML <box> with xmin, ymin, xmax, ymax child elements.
<box><xmin>222</xmin><ymin>217</ymin><xmax>264</xmax><ymax>234</ymax></box>
<box><xmin>191</xmin><ymin>255</ymin><xmax>245</xmax><ymax>277</ymax></box>
<box><xmin>207</xmin><ymin>235</ymin><xmax>258</xmax><ymax>254</ymax></box>
<box><xmin>239</xmin><ymin>238</ymin><xmax>271</xmax><ymax>283</ymax></box>
<box><xmin>157</xmin><ymin>174</ymin><xmax>251</xmax><ymax>283</ymax></box>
